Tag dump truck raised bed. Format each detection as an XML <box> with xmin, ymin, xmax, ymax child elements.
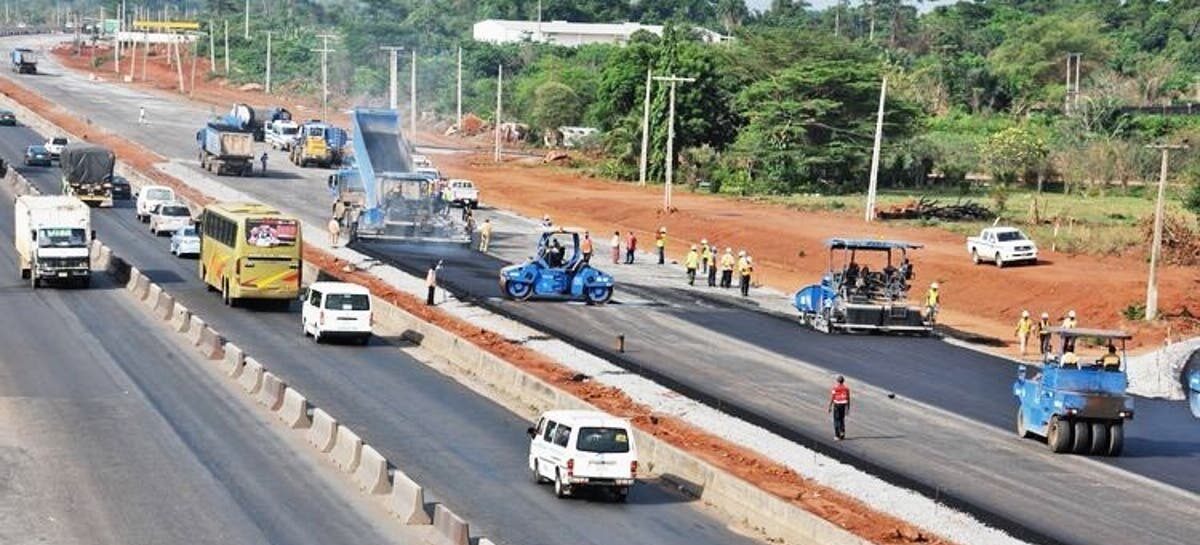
<box><xmin>59</xmin><ymin>143</ymin><xmax>115</xmax><ymax>207</ymax></box>
<box><xmin>197</xmin><ymin>122</ymin><xmax>255</xmax><ymax>176</ymax></box>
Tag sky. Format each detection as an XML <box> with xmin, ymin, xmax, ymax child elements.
<box><xmin>745</xmin><ymin>1</ymin><xmax>963</xmax><ymax>14</ymax></box>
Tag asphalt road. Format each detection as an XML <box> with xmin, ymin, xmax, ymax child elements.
<box><xmin>0</xmin><ymin>173</ymin><xmax>401</xmax><ymax>544</ymax></box>
<box><xmin>0</xmin><ymin>125</ymin><xmax>760</xmax><ymax>545</ymax></box>
<box><xmin>3</xmin><ymin>39</ymin><xmax>1199</xmax><ymax>545</ymax></box>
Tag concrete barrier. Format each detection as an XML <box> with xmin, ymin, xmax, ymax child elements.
<box><xmin>387</xmin><ymin>470</ymin><xmax>431</xmax><ymax>525</ymax></box>
<box><xmin>307</xmin><ymin>408</ymin><xmax>338</xmax><ymax>453</ymax></box>
<box><xmin>196</xmin><ymin>326</ymin><xmax>223</xmax><ymax>360</ymax></box>
<box><xmin>432</xmin><ymin>504</ymin><xmax>470</xmax><ymax>545</ymax></box>
<box><xmin>93</xmin><ymin>244</ymin><xmax>112</xmax><ymax>271</ymax></box>
<box><xmin>238</xmin><ymin>357</ymin><xmax>263</xmax><ymax>394</ymax></box>
<box><xmin>277</xmin><ymin>387</ymin><xmax>311</xmax><ymax>429</ymax></box>
<box><xmin>130</xmin><ymin>272</ymin><xmax>150</xmax><ymax>300</ymax></box>
<box><xmin>256</xmin><ymin>371</ymin><xmax>285</xmax><ymax>410</ymax></box>
<box><xmin>153</xmin><ymin>290</ymin><xmax>174</xmax><ymax>321</ymax></box>
<box><xmin>170</xmin><ymin>302</ymin><xmax>191</xmax><ymax>333</ymax></box>
<box><xmin>125</xmin><ymin>266</ymin><xmax>142</xmax><ymax>291</ymax></box>
<box><xmin>354</xmin><ymin>444</ymin><xmax>390</xmax><ymax>495</ymax></box>
<box><xmin>222</xmin><ymin>342</ymin><xmax>245</xmax><ymax>377</ymax></box>
<box><xmin>187</xmin><ymin>315</ymin><xmax>207</xmax><ymax>345</ymax></box>
<box><xmin>144</xmin><ymin>283</ymin><xmax>162</xmax><ymax>309</ymax></box>
<box><xmin>330</xmin><ymin>425</ymin><xmax>362</xmax><ymax>473</ymax></box>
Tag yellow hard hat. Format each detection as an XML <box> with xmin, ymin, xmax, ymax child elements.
<box><xmin>690</xmin><ymin>244</ymin><xmax>697</xmax><ymax>250</ymax></box>
<box><xmin>930</xmin><ymin>282</ymin><xmax>939</xmax><ymax>289</ymax></box>
<box><xmin>1022</xmin><ymin>310</ymin><xmax>1029</xmax><ymax>317</ymax></box>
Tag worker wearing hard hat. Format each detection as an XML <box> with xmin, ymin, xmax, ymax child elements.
<box><xmin>700</xmin><ymin>240</ymin><xmax>712</xmax><ymax>275</ymax></box>
<box><xmin>720</xmin><ymin>248</ymin><xmax>736</xmax><ymax>289</ymax></box>
<box><xmin>1061</xmin><ymin>310</ymin><xmax>1078</xmax><ymax>352</ymax></box>
<box><xmin>925</xmin><ymin>282</ymin><xmax>940</xmax><ymax>323</ymax></box>
<box><xmin>1035</xmin><ymin>312</ymin><xmax>1053</xmax><ymax>356</ymax></box>
<box><xmin>1015</xmin><ymin>310</ymin><xmax>1033</xmax><ymax>358</ymax></box>
<box><xmin>684</xmin><ymin>245</ymin><xmax>700</xmax><ymax>286</ymax></box>
<box><xmin>655</xmin><ymin>227</ymin><xmax>667</xmax><ymax>265</ymax></box>
<box><xmin>707</xmin><ymin>244</ymin><xmax>719</xmax><ymax>287</ymax></box>
<box><xmin>738</xmin><ymin>252</ymin><xmax>754</xmax><ymax>297</ymax></box>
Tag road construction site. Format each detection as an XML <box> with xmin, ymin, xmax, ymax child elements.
<box><xmin>2</xmin><ymin>32</ymin><xmax>1198</xmax><ymax>545</ymax></box>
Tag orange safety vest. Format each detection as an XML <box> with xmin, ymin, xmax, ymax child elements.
<box><xmin>581</xmin><ymin>237</ymin><xmax>593</xmax><ymax>254</ymax></box>
<box><xmin>831</xmin><ymin>384</ymin><xmax>850</xmax><ymax>404</ymax></box>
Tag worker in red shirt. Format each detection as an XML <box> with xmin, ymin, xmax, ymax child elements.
<box><xmin>827</xmin><ymin>375</ymin><xmax>851</xmax><ymax>440</ymax></box>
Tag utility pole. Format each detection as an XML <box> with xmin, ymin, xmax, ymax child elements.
<box><xmin>653</xmin><ymin>75</ymin><xmax>695</xmax><ymax>212</ymax></box>
<box><xmin>638</xmin><ymin>68</ymin><xmax>652</xmax><ymax>186</ymax></box>
<box><xmin>264</xmin><ymin>31</ymin><xmax>272</xmax><ymax>94</ymax></box>
<box><xmin>456</xmin><ymin>46</ymin><xmax>463</xmax><ymax>131</ymax></box>
<box><xmin>115</xmin><ymin>0</ymin><xmax>124</xmax><ymax>74</ymax></box>
<box><xmin>190</xmin><ymin>33</ymin><xmax>201</xmax><ymax>97</ymax></box>
<box><xmin>244</xmin><ymin>0</ymin><xmax>249</xmax><ymax>40</ymax></box>
<box><xmin>379</xmin><ymin>45</ymin><xmax>403</xmax><ymax>110</ymax></box>
<box><xmin>494</xmin><ymin>64</ymin><xmax>503</xmax><ymax>163</ymax></box>
<box><xmin>141</xmin><ymin>31</ymin><xmax>148</xmax><ymax>80</ymax></box>
<box><xmin>410</xmin><ymin>49</ymin><xmax>417</xmax><ymax>141</ymax></box>
<box><xmin>208</xmin><ymin>20</ymin><xmax>215</xmax><ymax>71</ymax></box>
<box><xmin>173</xmin><ymin>32</ymin><xmax>185</xmax><ymax>93</ymax></box>
<box><xmin>223</xmin><ymin>19</ymin><xmax>229</xmax><ymax>74</ymax></box>
<box><xmin>1065</xmin><ymin>53</ymin><xmax>1081</xmax><ymax>113</ymax></box>
<box><xmin>1144</xmin><ymin>142</ymin><xmax>1189</xmax><ymax>321</ymax></box>
<box><xmin>312</xmin><ymin>34</ymin><xmax>337</xmax><ymax>121</ymax></box>
<box><xmin>865</xmin><ymin>76</ymin><xmax>888</xmax><ymax>222</ymax></box>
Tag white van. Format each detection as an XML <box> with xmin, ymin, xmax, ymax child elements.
<box><xmin>301</xmin><ymin>281</ymin><xmax>372</xmax><ymax>344</ymax></box>
<box><xmin>136</xmin><ymin>185</ymin><xmax>176</xmax><ymax>222</ymax></box>
<box><xmin>527</xmin><ymin>410</ymin><xmax>638</xmax><ymax>501</ymax></box>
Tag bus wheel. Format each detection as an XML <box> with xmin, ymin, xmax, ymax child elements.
<box><xmin>222</xmin><ymin>280</ymin><xmax>237</xmax><ymax>308</ymax></box>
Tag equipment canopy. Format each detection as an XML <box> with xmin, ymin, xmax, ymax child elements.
<box><xmin>826</xmin><ymin>238</ymin><xmax>924</xmax><ymax>251</ymax></box>
<box><xmin>1046</xmin><ymin>327</ymin><xmax>1132</xmax><ymax>340</ymax></box>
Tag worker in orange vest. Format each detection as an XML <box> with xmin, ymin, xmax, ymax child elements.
<box><xmin>827</xmin><ymin>375</ymin><xmax>851</xmax><ymax>440</ymax></box>
<box><xmin>580</xmin><ymin>231</ymin><xmax>594</xmax><ymax>264</ymax></box>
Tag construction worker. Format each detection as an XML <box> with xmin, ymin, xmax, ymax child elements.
<box><xmin>684</xmin><ymin>245</ymin><xmax>700</xmax><ymax>286</ymax></box>
<box><xmin>138</xmin><ymin>106</ymin><xmax>147</xmax><ymax>125</ymax></box>
<box><xmin>1061</xmin><ymin>310</ymin><xmax>1078</xmax><ymax>352</ymax></box>
<box><xmin>478</xmin><ymin>218</ymin><xmax>493</xmax><ymax>252</ymax></box>
<box><xmin>720</xmin><ymin>248</ymin><xmax>735</xmax><ymax>288</ymax></box>
<box><xmin>1035</xmin><ymin>312</ymin><xmax>1053</xmax><ymax>356</ymax></box>
<box><xmin>707</xmin><ymin>244</ymin><xmax>718</xmax><ymax>287</ymax></box>
<box><xmin>260</xmin><ymin>152</ymin><xmax>269</xmax><ymax>175</ymax></box>
<box><xmin>425</xmin><ymin>261</ymin><xmax>442</xmax><ymax>305</ymax></box>
<box><xmin>1099</xmin><ymin>344</ymin><xmax>1121</xmax><ymax>368</ymax></box>
<box><xmin>1015</xmin><ymin>310</ymin><xmax>1033</xmax><ymax>357</ymax></box>
<box><xmin>655</xmin><ymin>227</ymin><xmax>667</xmax><ymax>265</ymax></box>
<box><xmin>738</xmin><ymin>254</ymin><xmax>754</xmax><ymax>296</ymax></box>
<box><xmin>625</xmin><ymin>231</ymin><xmax>637</xmax><ymax>264</ymax></box>
<box><xmin>580</xmin><ymin>231</ymin><xmax>594</xmax><ymax>264</ymax></box>
<box><xmin>327</xmin><ymin>216</ymin><xmax>341</xmax><ymax>247</ymax></box>
<box><xmin>610</xmin><ymin>231</ymin><xmax>621</xmax><ymax>264</ymax></box>
<box><xmin>827</xmin><ymin>375</ymin><xmax>851</xmax><ymax>440</ymax></box>
<box><xmin>924</xmin><ymin>282</ymin><xmax>940</xmax><ymax>323</ymax></box>
<box><xmin>541</xmin><ymin>214</ymin><xmax>553</xmax><ymax>229</ymax></box>
<box><xmin>700</xmin><ymin>239</ymin><xmax>712</xmax><ymax>275</ymax></box>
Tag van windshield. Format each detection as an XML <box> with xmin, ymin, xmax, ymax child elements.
<box><xmin>325</xmin><ymin>293</ymin><xmax>370</xmax><ymax>310</ymax></box>
<box><xmin>146</xmin><ymin>188</ymin><xmax>173</xmax><ymax>201</ymax></box>
<box><xmin>576</xmin><ymin>427</ymin><xmax>631</xmax><ymax>453</ymax></box>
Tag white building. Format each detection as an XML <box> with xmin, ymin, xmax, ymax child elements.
<box><xmin>472</xmin><ymin>19</ymin><xmax>725</xmax><ymax>47</ymax></box>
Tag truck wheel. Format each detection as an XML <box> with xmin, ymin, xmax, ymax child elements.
<box><xmin>995</xmin><ymin>253</ymin><xmax>1005</xmax><ymax>268</ymax></box>
<box><xmin>971</xmin><ymin>249</ymin><xmax>980</xmax><ymax>265</ymax></box>
<box><xmin>20</xmin><ymin>267</ymin><xmax>28</xmax><ymax>280</ymax></box>
<box><xmin>1089</xmin><ymin>421</ymin><xmax>1109</xmax><ymax>455</ymax></box>
<box><xmin>1016</xmin><ymin>407</ymin><xmax>1033</xmax><ymax>439</ymax></box>
<box><xmin>1071</xmin><ymin>419</ymin><xmax>1091</xmax><ymax>454</ymax></box>
<box><xmin>1047</xmin><ymin>416</ymin><xmax>1072</xmax><ymax>453</ymax></box>
<box><xmin>1106</xmin><ymin>422</ymin><xmax>1124</xmax><ymax>456</ymax></box>
<box><xmin>30</xmin><ymin>273</ymin><xmax>38</xmax><ymax>289</ymax></box>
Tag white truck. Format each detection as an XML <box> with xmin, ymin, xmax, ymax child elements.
<box><xmin>15</xmin><ymin>195</ymin><xmax>92</xmax><ymax>288</ymax></box>
<box><xmin>266</xmin><ymin>119</ymin><xmax>300</xmax><ymax>151</ymax></box>
<box><xmin>967</xmin><ymin>226</ymin><xmax>1038</xmax><ymax>267</ymax></box>
<box><xmin>442</xmin><ymin>179</ymin><xmax>479</xmax><ymax>208</ymax></box>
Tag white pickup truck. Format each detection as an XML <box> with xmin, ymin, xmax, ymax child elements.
<box><xmin>967</xmin><ymin>227</ymin><xmax>1038</xmax><ymax>267</ymax></box>
<box><xmin>442</xmin><ymin>179</ymin><xmax>479</xmax><ymax>208</ymax></box>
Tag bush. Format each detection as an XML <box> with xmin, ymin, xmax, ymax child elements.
<box><xmin>1122</xmin><ymin>303</ymin><xmax>1146</xmax><ymax>321</ymax></box>
<box><xmin>1185</xmin><ymin>179</ymin><xmax>1200</xmax><ymax>216</ymax></box>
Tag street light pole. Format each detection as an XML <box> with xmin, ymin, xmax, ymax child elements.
<box><xmin>865</xmin><ymin>76</ymin><xmax>888</xmax><ymax>222</ymax></box>
<box><xmin>653</xmin><ymin>75</ymin><xmax>695</xmax><ymax>211</ymax></box>
<box><xmin>456</xmin><ymin>46</ymin><xmax>463</xmax><ymax>131</ymax></box>
<box><xmin>1144</xmin><ymin>142</ymin><xmax>1189</xmax><ymax>321</ymax></box>
<box><xmin>379</xmin><ymin>46</ymin><xmax>404</xmax><ymax>111</ymax></box>
<box><xmin>265</xmin><ymin>31</ymin><xmax>272</xmax><ymax>94</ymax></box>
<box><xmin>638</xmin><ymin>68</ymin><xmax>652</xmax><ymax>186</ymax></box>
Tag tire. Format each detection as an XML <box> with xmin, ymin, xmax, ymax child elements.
<box><xmin>995</xmin><ymin>253</ymin><xmax>1004</xmax><ymax>268</ymax></box>
<box><xmin>1016</xmin><ymin>407</ymin><xmax>1033</xmax><ymax>439</ymax></box>
<box><xmin>301</xmin><ymin>319</ymin><xmax>309</xmax><ymax>337</ymax></box>
<box><xmin>971</xmin><ymin>249</ymin><xmax>980</xmax><ymax>265</ymax></box>
<box><xmin>1106</xmin><ymin>422</ymin><xmax>1124</xmax><ymax>457</ymax></box>
<box><xmin>359</xmin><ymin>334</ymin><xmax>371</xmax><ymax>346</ymax></box>
<box><xmin>78</xmin><ymin>277</ymin><xmax>90</xmax><ymax>289</ymax></box>
<box><xmin>1071</xmin><ymin>419</ymin><xmax>1091</xmax><ymax>454</ymax></box>
<box><xmin>1089</xmin><ymin>421</ymin><xmax>1109</xmax><ymax>456</ymax></box>
<box><xmin>313</xmin><ymin>327</ymin><xmax>322</xmax><ymax>344</ymax></box>
<box><xmin>531</xmin><ymin>460</ymin><xmax>548</xmax><ymax>484</ymax></box>
<box><xmin>221</xmin><ymin>280</ymin><xmax>236</xmax><ymax>307</ymax></box>
<box><xmin>585</xmin><ymin>286</ymin><xmax>613</xmax><ymax>305</ymax></box>
<box><xmin>614</xmin><ymin>487</ymin><xmax>629</xmax><ymax>503</ymax></box>
<box><xmin>1047</xmin><ymin>415</ymin><xmax>1072</xmax><ymax>453</ymax></box>
<box><xmin>553</xmin><ymin>470</ymin><xmax>569</xmax><ymax>498</ymax></box>
<box><xmin>504</xmin><ymin>281</ymin><xmax>532</xmax><ymax>300</ymax></box>
<box><xmin>20</xmin><ymin>268</ymin><xmax>29</xmax><ymax>280</ymax></box>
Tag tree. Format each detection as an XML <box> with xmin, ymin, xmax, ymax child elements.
<box><xmin>987</xmin><ymin>13</ymin><xmax>1113</xmax><ymax>113</ymax></box>
<box><xmin>715</xmin><ymin>0</ymin><xmax>750</xmax><ymax>34</ymax></box>
<box><xmin>530</xmin><ymin>81</ymin><xmax>581</xmax><ymax>133</ymax></box>
<box><xmin>980</xmin><ymin>126</ymin><xmax>1049</xmax><ymax>186</ymax></box>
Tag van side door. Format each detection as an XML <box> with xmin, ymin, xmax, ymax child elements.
<box><xmin>535</xmin><ymin>420</ymin><xmax>557</xmax><ymax>472</ymax></box>
<box><xmin>303</xmin><ymin>288</ymin><xmax>322</xmax><ymax>331</ymax></box>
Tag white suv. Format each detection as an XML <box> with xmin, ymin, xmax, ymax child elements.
<box><xmin>136</xmin><ymin>185</ymin><xmax>176</xmax><ymax>222</ymax></box>
<box><xmin>528</xmin><ymin>410</ymin><xmax>638</xmax><ymax>502</ymax></box>
<box><xmin>301</xmin><ymin>282</ymin><xmax>372</xmax><ymax>344</ymax></box>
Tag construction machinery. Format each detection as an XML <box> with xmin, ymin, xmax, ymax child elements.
<box><xmin>334</xmin><ymin>108</ymin><xmax>468</xmax><ymax>244</ymax></box>
<box><xmin>500</xmin><ymin>229</ymin><xmax>614</xmax><ymax>304</ymax></box>
<box><xmin>9</xmin><ymin>47</ymin><xmax>37</xmax><ymax>74</ymax></box>
<box><xmin>793</xmin><ymin>238</ymin><xmax>930</xmax><ymax>334</ymax></box>
<box><xmin>1013</xmin><ymin>328</ymin><xmax>1135</xmax><ymax>456</ymax></box>
<box><xmin>197</xmin><ymin>121</ymin><xmax>255</xmax><ymax>176</ymax></box>
<box><xmin>290</xmin><ymin>121</ymin><xmax>334</xmax><ymax>168</ymax></box>
<box><xmin>59</xmin><ymin>143</ymin><xmax>115</xmax><ymax>207</ymax></box>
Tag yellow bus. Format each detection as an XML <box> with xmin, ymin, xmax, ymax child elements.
<box><xmin>198</xmin><ymin>202</ymin><xmax>302</xmax><ymax>306</ymax></box>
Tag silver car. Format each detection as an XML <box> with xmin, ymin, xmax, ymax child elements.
<box><xmin>170</xmin><ymin>225</ymin><xmax>200</xmax><ymax>257</ymax></box>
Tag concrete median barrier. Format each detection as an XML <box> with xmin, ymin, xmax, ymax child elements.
<box><xmin>187</xmin><ymin>315</ymin><xmax>207</xmax><ymax>345</ymax></box>
<box><xmin>196</xmin><ymin>326</ymin><xmax>223</xmax><ymax>360</ymax></box>
<box><xmin>125</xmin><ymin>266</ymin><xmax>142</xmax><ymax>292</ymax></box>
<box><xmin>222</xmin><ymin>342</ymin><xmax>245</xmax><ymax>377</ymax></box>
<box><xmin>330</xmin><ymin>425</ymin><xmax>362</xmax><ymax>473</ymax></box>
<box><xmin>153</xmin><ymin>290</ymin><xmax>174</xmax><ymax>321</ymax></box>
<box><xmin>307</xmin><ymin>408</ymin><xmax>338</xmax><ymax>453</ymax></box>
<box><xmin>354</xmin><ymin>444</ymin><xmax>390</xmax><ymax>495</ymax></box>
<box><xmin>144</xmin><ymin>283</ymin><xmax>162</xmax><ymax>309</ymax></box>
<box><xmin>92</xmin><ymin>243</ymin><xmax>112</xmax><ymax>271</ymax></box>
<box><xmin>238</xmin><ymin>357</ymin><xmax>263</xmax><ymax>394</ymax></box>
<box><xmin>432</xmin><ymin>504</ymin><xmax>470</xmax><ymax>545</ymax></box>
<box><xmin>277</xmin><ymin>387</ymin><xmax>311</xmax><ymax>429</ymax></box>
<box><xmin>386</xmin><ymin>470</ymin><xmax>431</xmax><ymax>525</ymax></box>
<box><xmin>129</xmin><ymin>271</ymin><xmax>150</xmax><ymax>300</ymax></box>
<box><xmin>256</xmin><ymin>371</ymin><xmax>285</xmax><ymax>410</ymax></box>
<box><xmin>170</xmin><ymin>302</ymin><xmax>191</xmax><ymax>333</ymax></box>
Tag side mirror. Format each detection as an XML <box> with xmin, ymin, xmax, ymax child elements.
<box><xmin>526</xmin><ymin>426</ymin><xmax>536</xmax><ymax>438</ymax></box>
<box><xmin>90</xmin><ymin>229</ymin><xmax>96</xmax><ymax>240</ymax></box>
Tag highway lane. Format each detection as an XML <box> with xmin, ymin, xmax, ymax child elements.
<box><xmin>0</xmin><ymin>125</ymin><xmax>761</xmax><ymax>545</ymax></box>
<box><xmin>0</xmin><ymin>176</ymin><xmax>400</xmax><ymax>544</ymax></box>
<box><xmin>4</xmin><ymin>41</ymin><xmax>1199</xmax><ymax>544</ymax></box>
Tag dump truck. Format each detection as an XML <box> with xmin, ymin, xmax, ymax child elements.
<box><xmin>15</xmin><ymin>195</ymin><xmax>92</xmax><ymax>288</ymax></box>
<box><xmin>197</xmin><ymin>122</ymin><xmax>255</xmax><ymax>176</ymax></box>
<box><xmin>228</xmin><ymin>103</ymin><xmax>266</xmax><ymax>141</ymax></box>
<box><xmin>289</xmin><ymin>121</ymin><xmax>334</xmax><ymax>168</ymax></box>
<box><xmin>59</xmin><ymin>143</ymin><xmax>115</xmax><ymax>207</ymax></box>
<box><xmin>10</xmin><ymin>47</ymin><xmax>36</xmax><ymax>74</ymax></box>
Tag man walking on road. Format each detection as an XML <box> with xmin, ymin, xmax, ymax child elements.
<box><xmin>625</xmin><ymin>231</ymin><xmax>637</xmax><ymax>264</ymax></box>
<box><xmin>655</xmin><ymin>227</ymin><xmax>667</xmax><ymax>265</ymax></box>
<box><xmin>828</xmin><ymin>375</ymin><xmax>851</xmax><ymax>440</ymax></box>
<box><xmin>426</xmin><ymin>261</ymin><xmax>442</xmax><ymax>305</ymax></box>
<box><xmin>1015</xmin><ymin>310</ymin><xmax>1033</xmax><ymax>357</ymax></box>
<box><xmin>138</xmin><ymin>106</ymin><xmax>147</xmax><ymax>125</ymax></box>
<box><xmin>580</xmin><ymin>231</ymin><xmax>594</xmax><ymax>264</ymax></box>
<box><xmin>700</xmin><ymin>239</ymin><xmax>711</xmax><ymax>275</ymax></box>
<box><xmin>478</xmin><ymin>218</ymin><xmax>493</xmax><ymax>252</ymax></box>
<box><xmin>260</xmin><ymin>152</ymin><xmax>269</xmax><ymax>176</ymax></box>
<box><xmin>684</xmin><ymin>245</ymin><xmax>700</xmax><ymax>286</ymax></box>
<box><xmin>610</xmin><ymin>231</ymin><xmax>621</xmax><ymax>264</ymax></box>
<box><xmin>707</xmin><ymin>244</ymin><xmax>718</xmax><ymax>287</ymax></box>
<box><xmin>720</xmin><ymin>248</ymin><xmax>735</xmax><ymax>288</ymax></box>
<box><xmin>1035</xmin><ymin>312</ymin><xmax>1053</xmax><ymax>356</ymax></box>
<box><xmin>327</xmin><ymin>216</ymin><xmax>341</xmax><ymax>247</ymax></box>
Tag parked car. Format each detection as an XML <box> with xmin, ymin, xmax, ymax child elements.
<box><xmin>24</xmin><ymin>144</ymin><xmax>51</xmax><ymax>166</ymax></box>
<box><xmin>169</xmin><ymin>225</ymin><xmax>200</xmax><ymax>257</ymax></box>
<box><xmin>967</xmin><ymin>226</ymin><xmax>1038</xmax><ymax>267</ymax></box>
<box><xmin>109</xmin><ymin>175</ymin><xmax>131</xmax><ymax>200</ymax></box>
<box><xmin>527</xmin><ymin>410</ymin><xmax>638</xmax><ymax>501</ymax></box>
<box><xmin>149</xmin><ymin>201</ymin><xmax>192</xmax><ymax>236</ymax></box>
<box><xmin>442</xmin><ymin>179</ymin><xmax>479</xmax><ymax>208</ymax></box>
<box><xmin>43</xmin><ymin>136</ymin><xmax>68</xmax><ymax>160</ymax></box>
<box><xmin>0</xmin><ymin>109</ymin><xmax>15</xmax><ymax>126</ymax></box>
<box><xmin>136</xmin><ymin>185</ymin><xmax>176</xmax><ymax>221</ymax></box>
<box><xmin>301</xmin><ymin>281</ymin><xmax>372</xmax><ymax>344</ymax></box>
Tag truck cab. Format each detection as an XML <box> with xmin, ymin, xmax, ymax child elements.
<box><xmin>15</xmin><ymin>196</ymin><xmax>92</xmax><ymax>288</ymax></box>
<box><xmin>1013</xmin><ymin>328</ymin><xmax>1134</xmax><ymax>456</ymax></box>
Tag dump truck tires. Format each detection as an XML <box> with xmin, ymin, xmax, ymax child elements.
<box><xmin>1047</xmin><ymin>416</ymin><xmax>1072</xmax><ymax>453</ymax></box>
<box><xmin>1089</xmin><ymin>422</ymin><xmax>1109</xmax><ymax>455</ymax></box>
<box><xmin>1071</xmin><ymin>420</ymin><xmax>1091</xmax><ymax>454</ymax></box>
<box><xmin>1106</xmin><ymin>422</ymin><xmax>1124</xmax><ymax>457</ymax></box>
